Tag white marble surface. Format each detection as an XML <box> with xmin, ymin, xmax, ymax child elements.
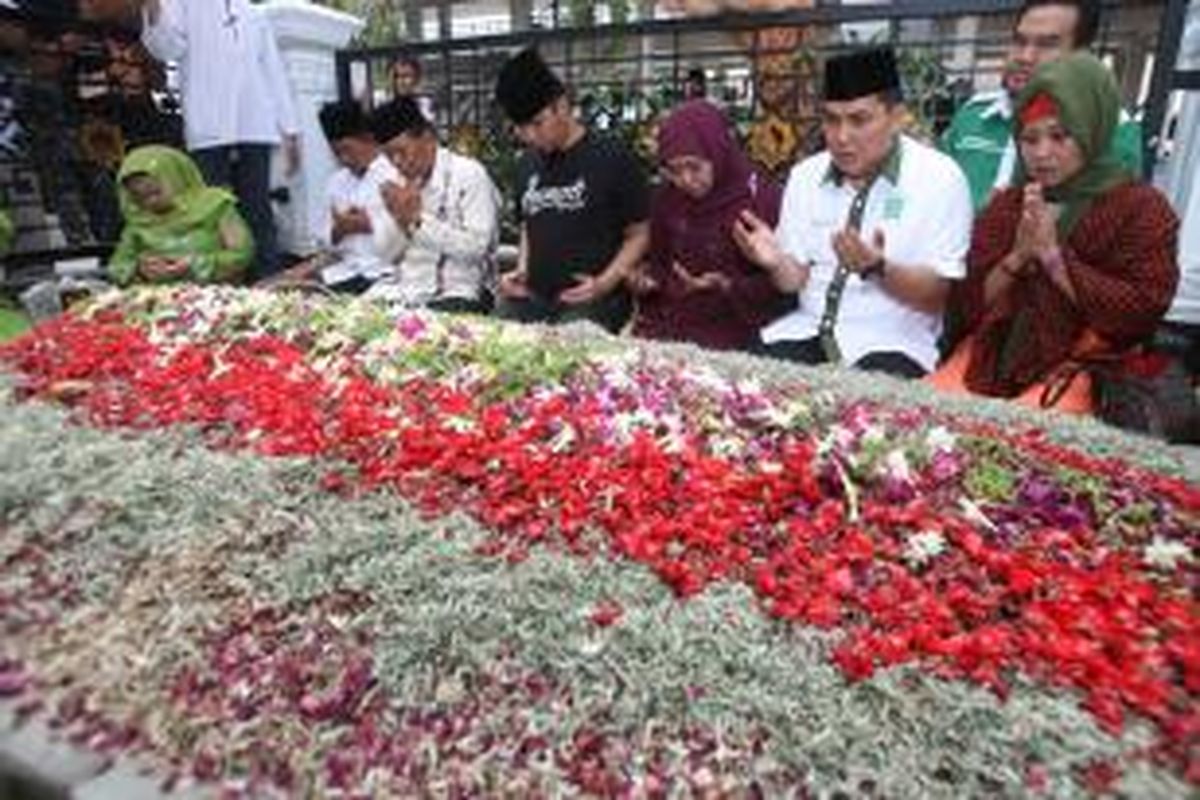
<box><xmin>262</xmin><ymin>0</ymin><xmax>364</xmax><ymax>258</ymax></box>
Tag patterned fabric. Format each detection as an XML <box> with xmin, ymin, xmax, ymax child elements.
<box><xmin>816</xmin><ymin>180</ymin><xmax>875</xmax><ymax>362</ymax></box>
<box><xmin>959</xmin><ymin>183</ymin><xmax>1179</xmax><ymax>396</ymax></box>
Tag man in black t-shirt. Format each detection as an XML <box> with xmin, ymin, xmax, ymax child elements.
<box><xmin>494</xmin><ymin>47</ymin><xmax>649</xmax><ymax>334</ymax></box>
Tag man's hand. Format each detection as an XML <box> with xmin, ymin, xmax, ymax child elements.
<box><xmin>381</xmin><ymin>181</ymin><xmax>422</xmax><ymax>230</ymax></box>
<box><xmin>141</xmin><ymin>0</ymin><xmax>161</xmax><ymax>23</ymax></box>
<box><xmin>560</xmin><ymin>272</ymin><xmax>614</xmax><ymax>306</ymax></box>
<box><xmin>832</xmin><ymin>227</ymin><xmax>886</xmax><ymax>275</ymax></box>
<box><xmin>672</xmin><ymin>261</ymin><xmax>730</xmax><ymax>293</ymax></box>
<box><xmin>331</xmin><ymin>206</ymin><xmax>371</xmax><ymax>244</ymax></box>
<box><xmin>732</xmin><ymin>209</ymin><xmax>786</xmax><ymax>272</ymax></box>
<box><xmin>283</xmin><ymin>134</ymin><xmax>301</xmax><ymax>178</ymax></box>
<box><xmin>498</xmin><ymin>268</ymin><xmax>532</xmax><ymax>300</ymax></box>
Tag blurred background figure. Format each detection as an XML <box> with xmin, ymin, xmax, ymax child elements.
<box><xmin>391</xmin><ymin>51</ymin><xmax>434</xmax><ymax>122</ymax></box>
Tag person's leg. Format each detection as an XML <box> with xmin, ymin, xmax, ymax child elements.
<box><xmin>853</xmin><ymin>351</ymin><xmax>928</xmax><ymax>380</ymax></box>
<box><xmin>229</xmin><ymin>143</ymin><xmax>278</xmax><ymax>281</ymax></box>
<box><xmin>557</xmin><ymin>290</ymin><xmax>632</xmax><ymax>335</ymax></box>
<box><xmin>191</xmin><ymin>145</ymin><xmax>233</xmax><ymax>190</ymax></box>
<box><xmin>494</xmin><ymin>294</ymin><xmax>556</xmax><ymax>324</ymax></box>
<box><xmin>426</xmin><ymin>297</ymin><xmax>489</xmax><ymax>315</ymax></box>
<box><xmin>1156</xmin><ymin>322</ymin><xmax>1200</xmax><ymax>377</ymax></box>
<box><xmin>751</xmin><ymin>337</ymin><xmax>827</xmax><ymax>364</ymax></box>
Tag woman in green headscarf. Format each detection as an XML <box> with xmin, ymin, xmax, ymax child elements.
<box><xmin>109</xmin><ymin>146</ymin><xmax>254</xmax><ymax>286</ymax></box>
<box><xmin>931</xmin><ymin>53</ymin><xmax>1179</xmax><ymax>414</ymax></box>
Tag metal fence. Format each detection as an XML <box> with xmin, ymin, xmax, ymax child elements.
<box><xmin>0</xmin><ymin>8</ymin><xmax>182</xmax><ymax>259</ymax></box>
<box><xmin>336</xmin><ymin>0</ymin><xmax>1166</xmax><ymax>188</ymax></box>
<box><xmin>0</xmin><ymin>1</ymin><xmax>1179</xmax><ymax>260</ymax></box>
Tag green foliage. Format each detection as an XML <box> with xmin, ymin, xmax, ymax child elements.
<box><xmin>315</xmin><ymin>0</ymin><xmax>406</xmax><ymax>46</ymax></box>
<box><xmin>895</xmin><ymin>47</ymin><xmax>956</xmax><ymax>138</ymax></box>
<box><xmin>961</xmin><ymin>437</ymin><xmax>1019</xmax><ymax>503</ymax></box>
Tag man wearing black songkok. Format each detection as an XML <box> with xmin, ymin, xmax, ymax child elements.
<box><xmin>733</xmin><ymin>47</ymin><xmax>974</xmax><ymax>378</ymax></box>
<box><xmin>493</xmin><ymin>47</ymin><xmax>649</xmax><ymax>333</ymax></box>
<box><xmin>265</xmin><ymin>100</ymin><xmax>399</xmax><ymax>293</ymax></box>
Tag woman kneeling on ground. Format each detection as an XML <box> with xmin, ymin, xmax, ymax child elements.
<box><xmin>930</xmin><ymin>53</ymin><xmax>1179</xmax><ymax>413</ymax></box>
<box><xmin>631</xmin><ymin>100</ymin><xmax>789</xmax><ymax>351</ymax></box>
<box><xmin>109</xmin><ymin>146</ymin><xmax>254</xmax><ymax>287</ymax></box>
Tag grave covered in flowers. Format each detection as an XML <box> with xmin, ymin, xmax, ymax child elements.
<box><xmin>0</xmin><ymin>286</ymin><xmax>1196</xmax><ymax>797</ymax></box>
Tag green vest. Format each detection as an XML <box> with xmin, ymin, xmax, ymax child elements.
<box><xmin>940</xmin><ymin>91</ymin><xmax>1144</xmax><ymax>210</ymax></box>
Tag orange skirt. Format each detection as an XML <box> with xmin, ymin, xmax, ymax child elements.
<box><xmin>927</xmin><ymin>335</ymin><xmax>1095</xmax><ymax>415</ymax></box>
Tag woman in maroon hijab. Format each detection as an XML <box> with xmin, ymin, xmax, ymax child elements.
<box><xmin>632</xmin><ymin>101</ymin><xmax>790</xmax><ymax>351</ymax></box>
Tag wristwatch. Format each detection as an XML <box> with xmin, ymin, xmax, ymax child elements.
<box><xmin>861</xmin><ymin>258</ymin><xmax>887</xmax><ymax>282</ymax></box>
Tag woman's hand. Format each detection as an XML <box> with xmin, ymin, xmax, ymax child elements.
<box><xmin>626</xmin><ymin>263</ymin><xmax>658</xmax><ymax>296</ymax></box>
<box><xmin>139</xmin><ymin>255</ymin><xmax>189</xmax><ymax>280</ymax></box>
<box><xmin>671</xmin><ymin>261</ymin><xmax>730</xmax><ymax>293</ymax></box>
<box><xmin>1023</xmin><ymin>183</ymin><xmax>1059</xmax><ymax>260</ymax></box>
<box><xmin>1014</xmin><ymin>182</ymin><xmax>1058</xmax><ymax>263</ymax></box>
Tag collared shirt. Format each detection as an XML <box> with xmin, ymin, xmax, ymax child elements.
<box><xmin>941</xmin><ymin>89</ymin><xmax>1144</xmax><ymax>210</ymax></box>
<box><xmin>761</xmin><ymin>135</ymin><xmax>973</xmax><ymax>372</ymax></box>
<box><xmin>142</xmin><ymin>1</ymin><xmax>299</xmax><ymax>151</ymax></box>
<box><xmin>368</xmin><ymin>147</ymin><xmax>500</xmax><ymax>306</ymax></box>
<box><xmin>315</xmin><ymin>154</ymin><xmax>403</xmax><ymax>282</ymax></box>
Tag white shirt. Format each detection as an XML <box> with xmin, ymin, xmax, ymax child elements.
<box><xmin>315</xmin><ymin>154</ymin><xmax>404</xmax><ymax>282</ymax></box>
<box><xmin>762</xmin><ymin>135</ymin><xmax>973</xmax><ymax>372</ymax></box>
<box><xmin>367</xmin><ymin>147</ymin><xmax>501</xmax><ymax>306</ymax></box>
<box><xmin>142</xmin><ymin>0</ymin><xmax>299</xmax><ymax>151</ymax></box>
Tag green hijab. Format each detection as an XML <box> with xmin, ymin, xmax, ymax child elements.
<box><xmin>1014</xmin><ymin>53</ymin><xmax>1133</xmax><ymax>234</ymax></box>
<box><xmin>117</xmin><ymin>146</ymin><xmax>236</xmax><ymax>235</ymax></box>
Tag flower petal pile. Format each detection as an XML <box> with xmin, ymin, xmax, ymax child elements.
<box><xmin>1</xmin><ymin>286</ymin><xmax>1197</xmax><ymax>796</ymax></box>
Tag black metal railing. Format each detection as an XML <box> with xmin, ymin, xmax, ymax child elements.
<box><xmin>336</xmin><ymin>0</ymin><xmax>1165</xmax><ymax>196</ymax></box>
<box><xmin>1</xmin><ymin>6</ymin><xmax>181</xmax><ymax>259</ymax></box>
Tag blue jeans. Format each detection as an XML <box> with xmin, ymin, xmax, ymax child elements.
<box><xmin>191</xmin><ymin>143</ymin><xmax>279</xmax><ymax>281</ymax></box>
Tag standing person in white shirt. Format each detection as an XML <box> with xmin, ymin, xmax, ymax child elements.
<box><xmin>733</xmin><ymin>47</ymin><xmax>973</xmax><ymax>378</ymax></box>
<box><xmin>139</xmin><ymin>0</ymin><xmax>300</xmax><ymax>281</ymax></box>
<box><xmin>366</xmin><ymin>97</ymin><xmax>500</xmax><ymax>314</ymax></box>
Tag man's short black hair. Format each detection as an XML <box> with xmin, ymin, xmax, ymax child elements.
<box><xmin>1016</xmin><ymin>0</ymin><xmax>1101</xmax><ymax>48</ymax></box>
<box><xmin>371</xmin><ymin>97</ymin><xmax>435</xmax><ymax>143</ymax></box>
<box><xmin>319</xmin><ymin>100</ymin><xmax>373</xmax><ymax>143</ymax></box>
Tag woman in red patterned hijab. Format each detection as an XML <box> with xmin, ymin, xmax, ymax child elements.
<box><xmin>930</xmin><ymin>53</ymin><xmax>1179</xmax><ymax>413</ymax></box>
